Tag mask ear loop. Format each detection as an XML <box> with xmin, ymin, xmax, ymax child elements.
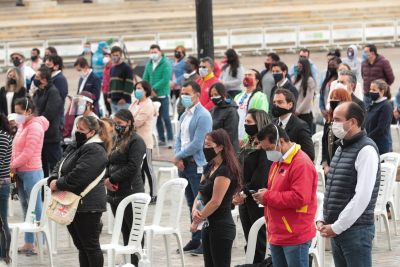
<box><xmin>24</xmin><ymin>97</ymin><xmax>28</xmax><ymax>113</ymax></box>
<box><xmin>273</xmin><ymin>124</ymin><xmax>280</xmax><ymax>148</ymax></box>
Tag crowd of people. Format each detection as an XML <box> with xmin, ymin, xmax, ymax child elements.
<box><xmin>0</xmin><ymin>41</ymin><xmax>397</xmax><ymax>267</ymax></box>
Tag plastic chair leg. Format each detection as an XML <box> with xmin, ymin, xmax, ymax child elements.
<box><xmin>145</xmin><ymin>230</ymin><xmax>154</xmax><ymax>267</ymax></box>
<box><xmin>388</xmin><ymin>201</ymin><xmax>398</xmax><ymax>235</ymax></box>
<box><xmin>50</xmin><ymin>221</ymin><xmax>58</xmax><ymax>254</ymax></box>
<box><xmin>106</xmin><ymin>203</ymin><xmax>114</xmax><ymax>235</ymax></box>
<box><xmin>37</xmin><ymin>232</ymin><xmax>44</xmax><ymax>263</ymax></box>
<box><xmin>163</xmin><ymin>235</ymin><xmax>171</xmax><ymax>267</ymax></box>
<box><xmin>10</xmin><ymin>227</ymin><xmax>19</xmax><ymax>267</ymax></box>
<box><xmin>174</xmin><ymin>233</ymin><xmax>185</xmax><ymax>267</ymax></box>
<box><xmin>43</xmin><ymin>229</ymin><xmax>54</xmax><ymax>267</ymax></box>
<box><xmin>381</xmin><ymin>213</ymin><xmax>392</xmax><ymax>250</ymax></box>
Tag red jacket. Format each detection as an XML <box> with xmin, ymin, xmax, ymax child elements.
<box><xmin>361</xmin><ymin>55</ymin><xmax>394</xmax><ymax>95</ymax></box>
<box><xmin>197</xmin><ymin>74</ymin><xmax>219</xmax><ymax>110</ymax></box>
<box><xmin>263</xmin><ymin>144</ymin><xmax>317</xmax><ymax>246</ymax></box>
<box><xmin>101</xmin><ymin>61</ymin><xmax>113</xmax><ymax>94</ymax></box>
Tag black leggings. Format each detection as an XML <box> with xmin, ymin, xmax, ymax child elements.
<box><xmin>202</xmin><ymin>221</ymin><xmax>236</xmax><ymax>267</ymax></box>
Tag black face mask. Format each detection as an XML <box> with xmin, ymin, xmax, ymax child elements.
<box><xmin>33</xmin><ymin>79</ymin><xmax>41</xmax><ymax>88</ymax></box>
<box><xmin>174</xmin><ymin>51</ymin><xmax>182</xmax><ymax>59</ymax></box>
<box><xmin>271</xmin><ymin>104</ymin><xmax>292</xmax><ymax>117</ymax></box>
<box><xmin>47</xmin><ymin>66</ymin><xmax>55</xmax><ymax>73</ymax></box>
<box><xmin>328</xmin><ymin>67</ymin><xmax>337</xmax><ymax>75</ymax></box>
<box><xmin>369</xmin><ymin>92</ymin><xmax>380</xmax><ymax>101</ymax></box>
<box><xmin>8</xmin><ymin>78</ymin><xmax>17</xmax><ymax>85</ymax></box>
<box><xmin>330</xmin><ymin>100</ymin><xmax>340</xmax><ymax>111</ymax></box>
<box><xmin>203</xmin><ymin>147</ymin><xmax>217</xmax><ymax>162</ymax></box>
<box><xmin>184</xmin><ymin>63</ymin><xmax>193</xmax><ymax>73</ymax></box>
<box><xmin>264</xmin><ymin>63</ymin><xmax>271</xmax><ymax>70</ymax></box>
<box><xmin>12</xmin><ymin>59</ymin><xmax>21</xmax><ymax>67</ymax></box>
<box><xmin>114</xmin><ymin>125</ymin><xmax>127</xmax><ymax>135</ymax></box>
<box><xmin>31</xmin><ymin>55</ymin><xmax>38</xmax><ymax>61</ymax></box>
<box><xmin>244</xmin><ymin>124</ymin><xmax>258</xmax><ymax>136</ymax></box>
<box><xmin>211</xmin><ymin>96</ymin><xmax>223</xmax><ymax>106</ymax></box>
<box><xmin>75</xmin><ymin>131</ymin><xmax>88</xmax><ymax>147</ymax></box>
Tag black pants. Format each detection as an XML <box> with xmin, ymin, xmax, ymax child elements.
<box><xmin>103</xmin><ymin>92</ymin><xmax>112</xmax><ymax>116</ymax></box>
<box><xmin>239</xmin><ymin>200</ymin><xmax>266</xmax><ymax>263</ymax></box>
<box><xmin>298</xmin><ymin>112</ymin><xmax>314</xmax><ymax>135</ymax></box>
<box><xmin>141</xmin><ymin>149</ymin><xmax>157</xmax><ymax>197</ymax></box>
<box><xmin>202</xmin><ymin>220</ymin><xmax>236</xmax><ymax>267</ymax></box>
<box><xmin>108</xmin><ymin>195</ymin><xmax>142</xmax><ymax>265</ymax></box>
<box><xmin>41</xmin><ymin>142</ymin><xmax>62</xmax><ymax>177</ymax></box>
<box><xmin>67</xmin><ymin>212</ymin><xmax>103</xmax><ymax>267</ymax></box>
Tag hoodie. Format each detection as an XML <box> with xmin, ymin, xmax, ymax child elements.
<box><xmin>92</xmin><ymin>41</ymin><xmax>109</xmax><ymax>79</ymax></box>
<box><xmin>342</xmin><ymin>45</ymin><xmax>362</xmax><ymax>83</ymax></box>
<box><xmin>11</xmin><ymin>116</ymin><xmax>49</xmax><ymax>172</ymax></box>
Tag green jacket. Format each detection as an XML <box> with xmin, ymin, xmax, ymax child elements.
<box><xmin>234</xmin><ymin>90</ymin><xmax>269</xmax><ymax>113</ymax></box>
<box><xmin>143</xmin><ymin>55</ymin><xmax>172</xmax><ymax>97</ymax></box>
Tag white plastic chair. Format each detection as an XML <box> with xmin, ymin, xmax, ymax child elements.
<box><xmin>244</xmin><ymin>216</ymin><xmax>266</xmax><ymax>264</ymax></box>
<box><xmin>171</xmin><ymin>97</ymin><xmax>180</xmax><ymax>135</ymax></box>
<box><xmin>101</xmin><ymin>193</ymin><xmax>151</xmax><ymax>267</ymax></box>
<box><xmin>144</xmin><ymin>178</ymin><xmax>188</xmax><ymax>267</ymax></box>
<box><xmin>374</xmin><ymin>162</ymin><xmax>396</xmax><ymax>250</ymax></box>
<box><xmin>9</xmin><ymin>178</ymin><xmax>54</xmax><ymax>267</ymax></box>
<box><xmin>231</xmin><ymin>205</ymin><xmax>241</xmax><ymax>247</ymax></box>
<box><xmin>309</xmin><ymin>192</ymin><xmax>325</xmax><ymax>267</ymax></box>
<box><xmin>312</xmin><ymin>131</ymin><xmax>323</xmax><ymax>166</ymax></box>
<box><xmin>106</xmin><ymin>202</ymin><xmax>114</xmax><ymax>234</ymax></box>
<box><xmin>316</xmin><ymin>166</ymin><xmax>326</xmax><ymax>192</ymax></box>
<box><xmin>390</xmin><ymin>125</ymin><xmax>400</xmax><ymax>153</ymax></box>
<box><xmin>152</xmin><ymin>101</ymin><xmax>161</xmax><ymax>156</ymax></box>
<box><xmin>156</xmin><ymin>166</ymin><xmax>178</xmax><ymax>188</ymax></box>
<box><xmin>380</xmin><ymin>152</ymin><xmax>400</xmax><ymax>235</ymax></box>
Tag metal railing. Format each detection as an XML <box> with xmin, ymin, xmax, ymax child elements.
<box><xmin>0</xmin><ymin>20</ymin><xmax>399</xmax><ymax>67</ymax></box>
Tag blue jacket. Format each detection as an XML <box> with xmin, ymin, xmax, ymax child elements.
<box><xmin>173</xmin><ymin>58</ymin><xmax>186</xmax><ymax>86</ymax></box>
<box><xmin>92</xmin><ymin>41</ymin><xmax>108</xmax><ymax>79</ymax></box>
<box><xmin>175</xmin><ymin>103</ymin><xmax>212</xmax><ymax>167</ymax></box>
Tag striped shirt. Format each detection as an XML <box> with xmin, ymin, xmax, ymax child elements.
<box><xmin>0</xmin><ymin>130</ymin><xmax>12</xmax><ymax>186</ymax></box>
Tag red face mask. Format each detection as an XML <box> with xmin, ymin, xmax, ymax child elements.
<box><xmin>243</xmin><ymin>77</ymin><xmax>254</xmax><ymax>87</ymax></box>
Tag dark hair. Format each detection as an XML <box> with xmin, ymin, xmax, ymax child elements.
<box><xmin>77</xmin><ymin>116</ymin><xmax>112</xmax><ymax>153</ymax></box>
<box><xmin>274</xmin><ymin>89</ymin><xmax>296</xmax><ymax>110</ymax></box>
<box><xmin>299</xmin><ymin>48</ymin><xmax>310</xmax><ymax>55</ymax></box>
<box><xmin>205</xmin><ymin>129</ymin><xmax>242</xmax><ymax>192</ymax></box>
<box><xmin>111</xmin><ymin>46</ymin><xmax>123</xmax><ymax>54</ymax></box>
<box><xmin>32</xmin><ymin>48</ymin><xmax>40</xmax><ymax>55</ymax></box>
<box><xmin>135</xmin><ymin>81</ymin><xmax>152</xmax><ymax>97</ymax></box>
<box><xmin>267</xmin><ymin>52</ymin><xmax>280</xmax><ymax>62</ymax></box>
<box><xmin>46</xmin><ymin>54</ymin><xmax>64</xmax><ymax>70</ymax></box>
<box><xmin>182</xmin><ymin>80</ymin><xmax>201</xmax><ymax>94</ymax></box>
<box><xmin>223</xmin><ymin>49</ymin><xmax>240</xmax><ymax>78</ymax></box>
<box><xmin>371</xmin><ymin>79</ymin><xmax>391</xmax><ymax>99</ymax></box>
<box><xmin>250</xmin><ymin>68</ymin><xmax>262</xmax><ymax>89</ymax></box>
<box><xmin>247</xmin><ymin>109</ymin><xmax>272</xmax><ymax>135</ymax></box>
<box><xmin>0</xmin><ymin>113</ymin><xmax>11</xmax><ymax>135</ymax></box>
<box><xmin>327</xmin><ymin>49</ymin><xmax>341</xmax><ymax>58</ymax></box>
<box><xmin>257</xmin><ymin>123</ymin><xmax>290</xmax><ymax>144</ymax></box>
<box><xmin>46</xmin><ymin>46</ymin><xmax>58</xmax><ymax>55</ymax></box>
<box><xmin>320</xmin><ymin>56</ymin><xmax>342</xmax><ymax>97</ymax></box>
<box><xmin>150</xmin><ymin>44</ymin><xmax>161</xmax><ymax>51</ymax></box>
<box><xmin>114</xmin><ymin>109</ymin><xmax>135</xmax><ymax>152</ymax></box>
<box><xmin>271</xmin><ymin>61</ymin><xmax>288</xmax><ymax>75</ymax></box>
<box><xmin>14</xmin><ymin>97</ymin><xmax>35</xmax><ymax>114</ymax></box>
<box><xmin>209</xmin><ymin>82</ymin><xmax>227</xmax><ymax>98</ymax></box>
<box><xmin>295</xmin><ymin>58</ymin><xmax>312</xmax><ymax>97</ymax></box>
<box><xmin>201</xmin><ymin>57</ymin><xmax>214</xmax><ymax>69</ymax></box>
<box><xmin>74</xmin><ymin>57</ymin><xmax>89</xmax><ymax>68</ymax></box>
<box><xmin>38</xmin><ymin>65</ymin><xmax>52</xmax><ymax>83</ymax></box>
<box><xmin>187</xmin><ymin>56</ymin><xmax>199</xmax><ymax>70</ymax></box>
<box><xmin>345</xmin><ymin>102</ymin><xmax>365</xmax><ymax>128</ymax></box>
<box><xmin>365</xmin><ymin>44</ymin><xmax>378</xmax><ymax>56</ymax></box>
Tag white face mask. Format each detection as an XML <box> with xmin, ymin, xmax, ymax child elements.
<box><xmin>103</xmin><ymin>57</ymin><xmax>110</xmax><ymax>64</ymax></box>
<box><xmin>266</xmin><ymin>125</ymin><xmax>283</xmax><ymax>162</ymax></box>
<box><xmin>199</xmin><ymin>67</ymin><xmax>209</xmax><ymax>77</ymax></box>
<box><xmin>14</xmin><ymin>113</ymin><xmax>26</xmax><ymax>125</ymax></box>
<box><xmin>332</xmin><ymin>121</ymin><xmax>350</xmax><ymax>140</ymax></box>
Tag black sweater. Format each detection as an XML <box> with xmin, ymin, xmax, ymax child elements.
<box><xmin>0</xmin><ymin>86</ymin><xmax>26</xmax><ymax>115</ymax></box>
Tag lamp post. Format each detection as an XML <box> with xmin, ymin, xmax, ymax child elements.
<box><xmin>195</xmin><ymin>0</ymin><xmax>215</xmax><ymax>59</ymax></box>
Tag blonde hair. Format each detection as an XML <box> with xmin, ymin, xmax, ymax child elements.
<box><xmin>5</xmin><ymin>67</ymin><xmax>24</xmax><ymax>93</ymax></box>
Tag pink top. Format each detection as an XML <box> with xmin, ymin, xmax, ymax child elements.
<box><xmin>129</xmin><ymin>98</ymin><xmax>155</xmax><ymax>149</ymax></box>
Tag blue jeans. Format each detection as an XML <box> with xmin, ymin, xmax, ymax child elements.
<box><xmin>178</xmin><ymin>160</ymin><xmax>202</xmax><ymax>241</ymax></box>
<box><xmin>0</xmin><ymin>185</ymin><xmax>10</xmax><ymax>258</ymax></box>
<box><xmin>156</xmin><ymin>97</ymin><xmax>173</xmax><ymax>142</ymax></box>
<box><xmin>17</xmin><ymin>170</ymin><xmax>43</xmax><ymax>244</ymax></box>
<box><xmin>331</xmin><ymin>224</ymin><xmax>374</xmax><ymax>267</ymax></box>
<box><xmin>111</xmin><ymin>102</ymin><xmax>131</xmax><ymax>115</ymax></box>
<box><xmin>270</xmin><ymin>240</ymin><xmax>311</xmax><ymax>267</ymax></box>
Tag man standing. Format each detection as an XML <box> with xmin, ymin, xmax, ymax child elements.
<box><xmin>108</xmin><ymin>46</ymin><xmax>134</xmax><ymax>113</ymax></box>
<box><xmin>317</xmin><ymin>102</ymin><xmax>380</xmax><ymax>267</ymax></box>
<box><xmin>269</xmin><ymin>61</ymin><xmax>299</xmax><ymax>109</ymax></box>
<box><xmin>196</xmin><ymin>57</ymin><xmax>219</xmax><ymax>111</ymax></box>
<box><xmin>80</xmin><ymin>41</ymin><xmax>93</xmax><ymax>68</ymax></box>
<box><xmin>44</xmin><ymin>54</ymin><xmax>68</xmax><ymax>106</ymax></box>
<box><xmin>337</xmin><ymin>70</ymin><xmax>366</xmax><ymax>112</ymax></box>
<box><xmin>289</xmin><ymin>48</ymin><xmax>318</xmax><ymax>82</ymax></box>
<box><xmin>9</xmin><ymin>51</ymin><xmax>35</xmax><ymax>89</ymax></box>
<box><xmin>32</xmin><ymin>66</ymin><xmax>62</xmax><ymax>177</ymax></box>
<box><xmin>253</xmin><ymin>123</ymin><xmax>317</xmax><ymax>267</ymax></box>
<box><xmin>361</xmin><ymin>44</ymin><xmax>394</xmax><ymax>105</ymax></box>
<box><xmin>261</xmin><ymin>52</ymin><xmax>280</xmax><ymax>100</ymax></box>
<box><xmin>271</xmin><ymin>89</ymin><xmax>314</xmax><ymax>161</ymax></box>
<box><xmin>174</xmin><ymin>81</ymin><xmax>212</xmax><ymax>255</ymax></box>
<box><xmin>143</xmin><ymin>44</ymin><xmax>173</xmax><ymax>147</ymax></box>
<box><xmin>26</xmin><ymin>48</ymin><xmax>42</xmax><ymax>71</ymax></box>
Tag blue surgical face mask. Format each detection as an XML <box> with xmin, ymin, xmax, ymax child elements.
<box><xmin>181</xmin><ymin>95</ymin><xmax>193</xmax><ymax>108</ymax></box>
<box><xmin>135</xmin><ymin>90</ymin><xmax>144</xmax><ymax>100</ymax></box>
<box><xmin>362</xmin><ymin>52</ymin><xmax>368</xmax><ymax>61</ymax></box>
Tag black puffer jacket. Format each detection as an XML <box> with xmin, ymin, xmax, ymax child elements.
<box><xmin>107</xmin><ymin>132</ymin><xmax>146</xmax><ymax>198</ymax></box>
<box><xmin>48</xmin><ymin>135</ymin><xmax>108</xmax><ymax>212</ymax></box>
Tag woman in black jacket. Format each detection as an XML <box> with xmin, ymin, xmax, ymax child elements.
<box><xmin>209</xmin><ymin>83</ymin><xmax>239</xmax><ymax>152</ymax></box>
<box><xmin>232</xmin><ymin>109</ymin><xmax>272</xmax><ymax>264</ymax></box>
<box><xmin>104</xmin><ymin>109</ymin><xmax>146</xmax><ymax>265</ymax></box>
<box><xmin>0</xmin><ymin>67</ymin><xmax>26</xmax><ymax>115</ymax></box>
<box><xmin>48</xmin><ymin>116</ymin><xmax>111</xmax><ymax>267</ymax></box>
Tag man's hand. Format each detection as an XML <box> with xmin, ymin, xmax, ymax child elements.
<box><xmin>117</xmin><ymin>98</ymin><xmax>126</xmax><ymax>105</ymax></box>
<box><xmin>320</xmin><ymin>224</ymin><xmax>337</xmax><ymax>238</ymax></box>
<box><xmin>252</xmin><ymin>188</ymin><xmax>267</xmax><ymax>205</ymax></box>
<box><xmin>107</xmin><ymin>98</ymin><xmax>112</xmax><ymax>104</ymax></box>
<box><xmin>323</xmin><ymin>165</ymin><xmax>330</xmax><ymax>175</ymax></box>
<box><xmin>316</xmin><ymin>221</ymin><xmax>325</xmax><ymax>231</ymax></box>
<box><xmin>151</xmin><ymin>90</ymin><xmax>157</xmax><ymax>97</ymax></box>
<box><xmin>393</xmin><ymin>108</ymin><xmax>400</xmax><ymax>120</ymax></box>
<box><xmin>104</xmin><ymin>178</ymin><xmax>116</xmax><ymax>192</ymax></box>
<box><xmin>173</xmin><ymin>157</ymin><xmax>185</xmax><ymax>171</ymax></box>
<box><xmin>49</xmin><ymin>180</ymin><xmax>58</xmax><ymax>192</ymax></box>
<box><xmin>232</xmin><ymin>194</ymin><xmax>244</xmax><ymax>205</ymax></box>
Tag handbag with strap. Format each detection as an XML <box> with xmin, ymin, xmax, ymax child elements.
<box><xmin>46</xmin><ymin>155</ymin><xmax>106</xmax><ymax>225</ymax></box>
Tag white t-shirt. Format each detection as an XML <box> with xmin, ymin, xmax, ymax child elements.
<box><xmin>6</xmin><ymin>91</ymin><xmax>14</xmax><ymax>115</ymax></box>
<box><xmin>237</xmin><ymin>92</ymin><xmax>252</xmax><ymax>139</ymax></box>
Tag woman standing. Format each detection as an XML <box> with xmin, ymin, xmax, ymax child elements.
<box><xmin>129</xmin><ymin>81</ymin><xmax>157</xmax><ymax>202</ymax></box>
<box><xmin>220</xmin><ymin>49</ymin><xmax>245</xmax><ymax>99</ymax></box>
<box><xmin>191</xmin><ymin>129</ymin><xmax>241</xmax><ymax>267</ymax></box>
<box><xmin>0</xmin><ymin>114</ymin><xmax>12</xmax><ymax>265</ymax></box>
<box><xmin>0</xmin><ymin>68</ymin><xmax>26</xmax><ymax>115</ymax></box>
<box><xmin>321</xmin><ymin>89</ymin><xmax>351</xmax><ymax>176</ymax></box>
<box><xmin>11</xmin><ymin>98</ymin><xmax>49</xmax><ymax>255</ymax></box>
<box><xmin>319</xmin><ymin>56</ymin><xmax>342</xmax><ymax>117</ymax></box>
<box><xmin>365</xmin><ymin>79</ymin><xmax>393</xmax><ymax>154</ymax></box>
<box><xmin>233</xmin><ymin>108</ymin><xmax>272</xmax><ymax>263</ymax></box>
<box><xmin>171</xmin><ymin>45</ymin><xmax>186</xmax><ymax>102</ymax></box>
<box><xmin>292</xmin><ymin>58</ymin><xmax>317</xmax><ymax>133</ymax></box>
<box><xmin>209</xmin><ymin>83</ymin><xmax>239</xmax><ymax>152</ymax></box>
<box><xmin>48</xmin><ymin>116</ymin><xmax>111</xmax><ymax>267</ymax></box>
<box><xmin>104</xmin><ymin>109</ymin><xmax>146</xmax><ymax>265</ymax></box>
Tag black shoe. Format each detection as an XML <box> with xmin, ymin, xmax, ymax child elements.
<box><xmin>150</xmin><ymin>196</ymin><xmax>157</xmax><ymax>205</ymax></box>
<box><xmin>176</xmin><ymin>240</ymin><xmax>201</xmax><ymax>254</ymax></box>
<box><xmin>190</xmin><ymin>244</ymin><xmax>203</xmax><ymax>256</ymax></box>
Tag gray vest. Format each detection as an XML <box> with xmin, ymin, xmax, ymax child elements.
<box><xmin>323</xmin><ymin>131</ymin><xmax>380</xmax><ymax>226</ymax></box>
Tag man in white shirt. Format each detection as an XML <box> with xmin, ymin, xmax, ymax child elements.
<box><xmin>317</xmin><ymin>101</ymin><xmax>380</xmax><ymax>267</ymax></box>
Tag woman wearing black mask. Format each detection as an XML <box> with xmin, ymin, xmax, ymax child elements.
<box><xmin>0</xmin><ymin>67</ymin><xmax>26</xmax><ymax>116</ymax></box>
<box><xmin>232</xmin><ymin>108</ymin><xmax>272</xmax><ymax>264</ymax></box>
<box><xmin>171</xmin><ymin>45</ymin><xmax>186</xmax><ymax>107</ymax></box>
<box><xmin>220</xmin><ymin>48</ymin><xmax>244</xmax><ymax>99</ymax></box>
<box><xmin>104</xmin><ymin>109</ymin><xmax>146</xmax><ymax>266</ymax></box>
<box><xmin>209</xmin><ymin>83</ymin><xmax>239</xmax><ymax>152</ymax></box>
<box><xmin>321</xmin><ymin>89</ymin><xmax>351</xmax><ymax>176</ymax></box>
<box><xmin>191</xmin><ymin>129</ymin><xmax>241</xmax><ymax>267</ymax></box>
<box><xmin>319</xmin><ymin>56</ymin><xmax>342</xmax><ymax>120</ymax></box>
<box><xmin>48</xmin><ymin>116</ymin><xmax>111</xmax><ymax>267</ymax></box>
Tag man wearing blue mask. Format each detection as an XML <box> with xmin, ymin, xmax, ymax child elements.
<box><xmin>174</xmin><ymin>81</ymin><xmax>212</xmax><ymax>255</ymax></box>
<box><xmin>253</xmin><ymin>123</ymin><xmax>318</xmax><ymax>267</ymax></box>
<box><xmin>361</xmin><ymin>44</ymin><xmax>394</xmax><ymax>106</ymax></box>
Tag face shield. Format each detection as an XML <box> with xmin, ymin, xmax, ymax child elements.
<box><xmin>69</xmin><ymin>95</ymin><xmax>93</xmax><ymax>116</ymax></box>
